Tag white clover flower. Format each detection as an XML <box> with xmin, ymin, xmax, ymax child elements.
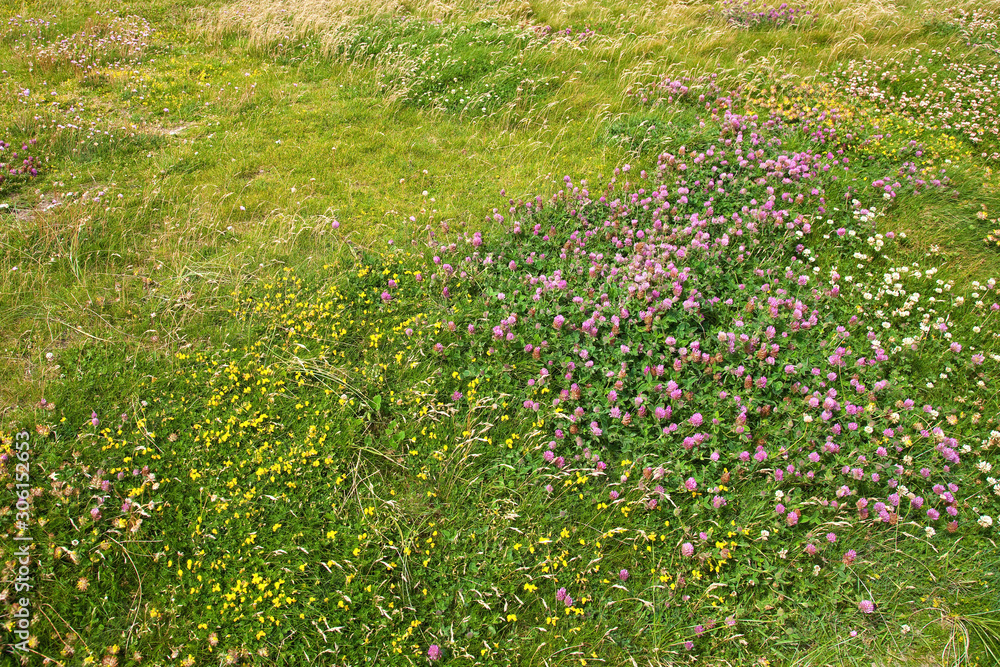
<box><xmin>925</xmin><ymin>527</ymin><xmax>936</xmax><ymax>538</ymax></box>
<box><xmin>978</xmin><ymin>515</ymin><xmax>993</xmax><ymax>529</ymax></box>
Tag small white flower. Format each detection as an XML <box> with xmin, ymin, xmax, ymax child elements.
<box><xmin>760</xmin><ymin>530</ymin><xmax>770</xmax><ymax>541</ymax></box>
<box><xmin>925</xmin><ymin>527</ymin><xmax>936</xmax><ymax>538</ymax></box>
<box><xmin>977</xmin><ymin>461</ymin><xmax>993</xmax><ymax>474</ymax></box>
<box><xmin>978</xmin><ymin>515</ymin><xmax>994</xmax><ymax>529</ymax></box>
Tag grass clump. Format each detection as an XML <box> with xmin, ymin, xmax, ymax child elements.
<box><xmin>332</xmin><ymin>18</ymin><xmax>568</xmax><ymax>117</ymax></box>
<box><xmin>0</xmin><ymin>138</ymin><xmax>40</xmax><ymax>192</ymax></box>
<box><xmin>721</xmin><ymin>0</ymin><xmax>815</xmax><ymax>30</ymax></box>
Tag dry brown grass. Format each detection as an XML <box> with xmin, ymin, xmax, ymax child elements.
<box><xmin>208</xmin><ymin>0</ymin><xmax>718</xmax><ymax>54</ymax></box>
<box><xmin>209</xmin><ymin>0</ymin><xmax>540</xmax><ymax>53</ymax></box>
<box><xmin>211</xmin><ymin>0</ymin><xmax>401</xmax><ymax>50</ymax></box>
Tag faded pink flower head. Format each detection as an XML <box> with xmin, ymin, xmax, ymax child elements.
<box><xmin>858</xmin><ymin>600</ymin><xmax>874</xmax><ymax>614</ymax></box>
<box><xmin>681</xmin><ymin>542</ymin><xmax>695</xmax><ymax>557</ymax></box>
<box><xmin>428</xmin><ymin>644</ymin><xmax>441</xmax><ymax>660</ymax></box>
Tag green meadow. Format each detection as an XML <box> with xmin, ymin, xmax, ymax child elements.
<box><xmin>2</xmin><ymin>0</ymin><xmax>1000</xmax><ymax>664</ymax></box>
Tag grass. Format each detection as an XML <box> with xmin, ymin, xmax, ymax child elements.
<box><xmin>2</xmin><ymin>0</ymin><xmax>1000</xmax><ymax>665</ymax></box>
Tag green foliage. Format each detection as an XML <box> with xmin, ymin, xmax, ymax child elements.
<box><xmin>2</xmin><ymin>0</ymin><xmax>1000</xmax><ymax>665</ymax></box>
<box><xmin>329</xmin><ymin>17</ymin><xmax>568</xmax><ymax>116</ymax></box>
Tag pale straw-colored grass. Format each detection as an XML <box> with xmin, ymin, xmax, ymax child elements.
<box><xmin>211</xmin><ymin>0</ymin><xmax>537</xmax><ymax>51</ymax></box>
